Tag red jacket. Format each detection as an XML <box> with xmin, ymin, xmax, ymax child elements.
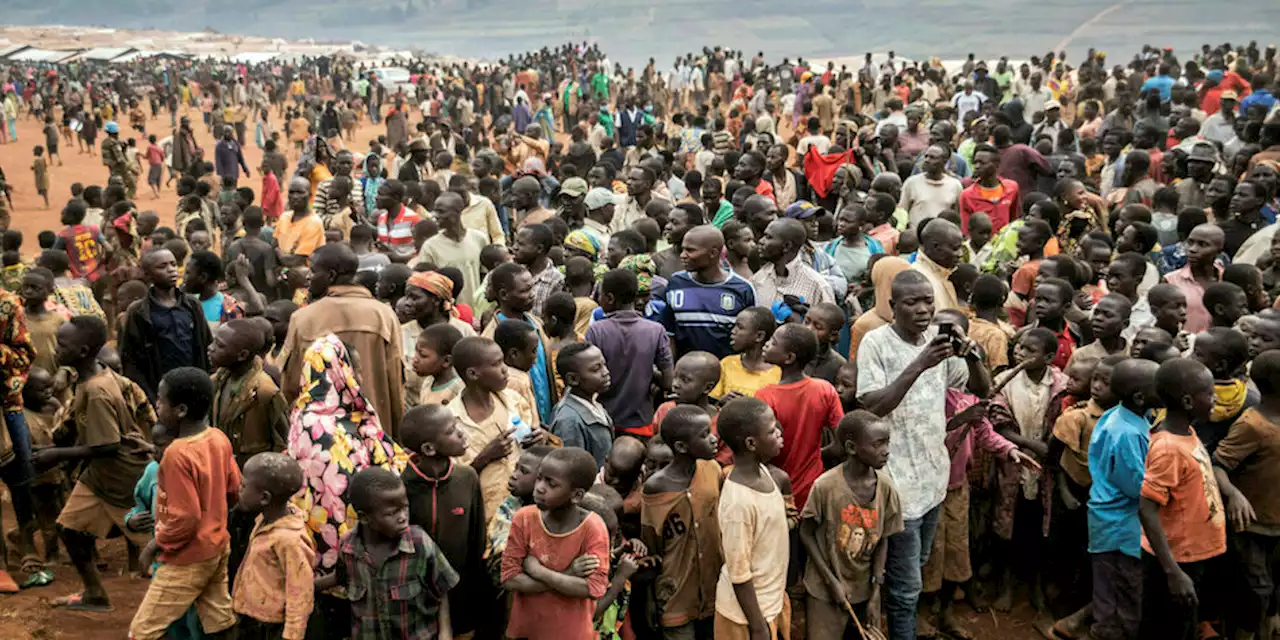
<box><xmin>958</xmin><ymin>178</ymin><xmax>1021</xmax><ymax>233</ymax></box>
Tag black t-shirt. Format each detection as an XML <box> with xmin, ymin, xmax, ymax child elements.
<box><xmin>1218</xmin><ymin>217</ymin><xmax>1264</xmax><ymax>259</ymax></box>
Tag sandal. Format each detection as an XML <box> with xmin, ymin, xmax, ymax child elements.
<box><xmin>20</xmin><ymin>570</ymin><xmax>53</xmax><ymax>589</ymax></box>
<box><xmin>51</xmin><ymin>593</ymin><xmax>113</xmax><ymax>612</ymax></box>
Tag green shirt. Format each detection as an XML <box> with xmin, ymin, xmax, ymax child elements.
<box><xmin>341</xmin><ymin>524</ymin><xmax>460</xmax><ymax>640</ymax></box>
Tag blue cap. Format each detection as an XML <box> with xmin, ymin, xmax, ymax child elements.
<box><xmin>104</xmin><ymin>121</ymin><xmax>119</xmax><ymax>134</ymax></box>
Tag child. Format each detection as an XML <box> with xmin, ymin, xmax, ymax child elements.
<box><xmin>599</xmin><ymin>436</ymin><xmax>648</xmax><ymax>536</ymax></box>
<box><xmin>641</xmin><ymin>404</ymin><xmax>723</xmax><ymax>637</ymax></box>
<box><xmin>542</xmin><ymin>291</ymin><xmax>581</xmax><ymax>389</ymax></box>
<box><xmin>263</xmin><ymin>300</ymin><xmax>298</xmax><ymax>369</ymax></box>
<box><xmin>449</xmin><ymin>336</ymin><xmax>541</xmax><ymax>523</ymax></box>
<box><xmin>714</xmin><ymin>397</ymin><xmax>791</xmax><ymax>637</ymax></box>
<box><xmin>564</xmin><ymin>255</ymin><xmax>600</xmax><ymax>336</ymax></box>
<box><xmin>32</xmin><ymin>146</ymin><xmax>49</xmax><ymax>208</ymax></box>
<box><xmin>43</xmin><ymin>116</ymin><xmax>61</xmax><ymax>167</ymax></box>
<box><xmin>495</xmin><ymin>318</ymin><xmax>546</xmax><ymax>430</ymax></box>
<box><xmin>757</xmin><ymin>323</ymin><xmax>844</xmax><ymax>510</ymax></box>
<box><xmin>473</xmin><ymin>243</ymin><xmax>513</xmax><ymax>320</ymax></box>
<box><xmin>585</xmin><ymin>487</ymin><xmax>645</xmax><ymax>640</ymax></box>
<box><xmin>1084</xmin><ymin>358</ymin><xmax>1159</xmax><ymax>640</ymax></box>
<box><xmin>22</xmin><ymin>367</ymin><xmax>65</xmax><ymax>580</ymax></box>
<box><xmin>487</xmin><ymin>445</ymin><xmax>554</xmax><ymax>585</ymax></box>
<box><xmin>1147</xmin><ymin>283</ymin><xmax>1189</xmax><ymax>350</ymax></box>
<box><xmin>21</xmin><ymin>267</ymin><xmax>65</xmax><ymax>374</ymax></box>
<box><xmin>232</xmin><ymin>453</ymin><xmax>316</xmax><ymax>640</ymax></box>
<box><xmin>587</xmin><ymin>268</ymin><xmax>675</xmax><ymax>438</ymax></box>
<box><xmin>1203</xmin><ymin>281</ymin><xmax>1249</xmax><ymax>329</ymax></box>
<box><xmin>54</xmin><ymin>199</ymin><xmax>107</xmax><ymax>284</ymax></box>
<box><xmin>1029</xmin><ymin>277</ymin><xmax>1083</xmax><ymax>370</ymax></box>
<box><xmin>549</xmin><ymin>342</ymin><xmax>614</xmax><ymax>466</ymax></box>
<box><xmin>653</xmin><ymin>351</ymin><xmax>733</xmax><ymax>465</ymax></box>
<box><xmin>1007</xmin><ymin>218</ymin><xmax>1053</xmax><ymax>326</ymax></box>
<box><xmin>989</xmin><ymin>327</ymin><xmax>1069</xmax><ymax>611</ymax></box>
<box><xmin>129</xmin><ymin>367</ymin><xmax>242</xmax><ymax>639</ymax></box>
<box><xmin>414</xmin><ymin>323</ymin><xmax>466</xmax><ymax>406</ymax></box>
<box><xmin>40</xmin><ymin>315</ymin><xmax>153</xmax><ymax>611</ymax></box>
<box><xmin>712</xmin><ymin>306</ymin><xmax>781</xmax><ymax>400</ymax></box>
<box><xmin>834</xmin><ymin>359</ymin><xmax>858</xmax><ymax>413</ymax></box>
<box><xmin>326</xmin><ymin>467</ymin><xmax>459</xmax><ymax>639</ymax></box>
<box><xmin>501</xmin><ymin>448</ymin><xmax>611</xmax><ymax>640</ymax></box>
<box><xmin>801</xmin><ymin>410</ymin><xmax>904</xmax><ymax>638</ymax></box>
<box><xmin>803</xmin><ymin>302</ymin><xmax>847</xmax><ymax>385</ymax></box>
<box><xmin>1189</xmin><ymin>327</ymin><xmax>1258</xmax><ymax>454</ymax></box>
<box><xmin>1213</xmin><ymin>350</ymin><xmax>1280</xmax><ymax>638</ymax></box>
<box><xmin>145</xmin><ymin>134</ymin><xmax>164</xmax><ymax>198</ymax></box>
<box><xmin>1138</xmin><ymin>358</ymin><xmax>1226</xmax><ymax>639</ymax></box>
<box><xmin>969</xmin><ymin>274</ymin><xmax>1014</xmax><ymax>372</ymax></box>
<box><xmin>208</xmin><ymin>319</ymin><xmax>289</xmax><ymax>469</ymax></box>
<box><xmin>1068</xmin><ymin>293</ymin><xmax>1132</xmax><ymax>373</ymax></box>
<box><xmin>401</xmin><ymin>404</ymin><xmax>489</xmax><ymax>639</ymax></box>
<box><xmin>484</xmin><ymin>263</ymin><xmax>556</xmax><ymax>424</ymax></box>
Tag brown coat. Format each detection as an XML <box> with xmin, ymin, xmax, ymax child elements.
<box><xmin>281</xmin><ymin>285</ymin><xmax>405</xmax><ymax>439</ymax></box>
<box><xmin>211</xmin><ymin>359</ymin><xmax>289</xmax><ymax>469</ymax></box>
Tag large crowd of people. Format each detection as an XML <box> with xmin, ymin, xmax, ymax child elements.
<box><xmin>0</xmin><ymin>34</ymin><xmax>1277</xmax><ymax>640</ymax></box>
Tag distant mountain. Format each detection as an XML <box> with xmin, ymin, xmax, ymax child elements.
<box><xmin>6</xmin><ymin>0</ymin><xmax>1280</xmax><ymax>67</ymax></box>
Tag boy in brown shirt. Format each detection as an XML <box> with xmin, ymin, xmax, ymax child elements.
<box><xmin>208</xmin><ymin>319</ymin><xmax>289</xmax><ymax>469</ymax></box>
<box><xmin>37</xmin><ymin>315</ymin><xmax>154</xmax><ymax>611</ymax></box>
<box><xmin>641</xmin><ymin>404</ymin><xmax>723</xmax><ymax>638</ymax></box>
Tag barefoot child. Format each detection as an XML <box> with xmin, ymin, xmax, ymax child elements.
<box><xmin>401</xmin><ymin>405</ymin><xmax>489</xmax><ymax>639</ymax></box>
<box><xmin>31</xmin><ymin>146</ymin><xmax>49</xmax><ymax>209</ymax></box>
<box><xmin>232</xmin><ymin>453</ymin><xmax>316</xmax><ymax>640</ymax></box>
<box><xmin>712</xmin><ymin>306</ymin><xmax>781</xmax><ymax>401</ymax></box>
<box><xmin>801</xmin><ymin>410</ymin><xmax>903</xmax><ymax>638</ymax></box>
<box><xmin>714</xmin><ymin>397</ymin><xmax>792</xmax><ymax>638</ymax></box>
<box><xmin>21</xmin><ymin>367</ymin><xmax>66</xmax><ymax>580</ymax></box>
<box><xmin>413</xmin><ymin>323</ymin><xmax>465</xmax><ymax>406</ymax></box>
<box><xmin>129</xmin><ymin>367</ymin><xmax>242</xmax><ymax>639</ymax></box>
<box><xmin>550</xmin><ymin>342</ymin><xmax>614</xmax><ymax>466</ymax></box>
<box><xmin>501</xmin><ymin>448</ymin><xmax>612</xmax><ymax>640</ymax></box>
<box><xmin>641</xmin><ymin>405</ymin><xmax>723</xmax><ymax>638</ymax></box>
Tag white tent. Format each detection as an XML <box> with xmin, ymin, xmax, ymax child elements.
<box><xmin>229</xmin><ymin>51</ymin><xmax>279</xmax><ymax>65</ymax></box>
<box><xmin>9</xmin><ymin>48</ymin><xmax>82</xmax><ymax>63</ymax></box>
<box><xmin>80</xmin><ymin>47</ymin><xmax>136</xmax><ymax>62</ymax></box>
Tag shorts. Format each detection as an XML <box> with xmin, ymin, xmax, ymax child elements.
<box><xmin>715</xmin><ymin>593</ymin><xmax>791</xmax><ymax>640</ymax></box>
<box><xmin>922</xmin><ymin>483</ymin><xmax>971</xmax><ymax>592</ymax></box>
<box><xmin>56</xmin><ymin>480</ymin><xmax>151</xmax><ymax>544</ymax></box>
<box><xmin>129</xmin><ymin>544</ymin><xmax>236</xmax><ymax>640</ymax></box>
<box><xmin>47</xmin><ymin>142</ymin><xmax>57</xmax><ymax>155</ymax></box>
<box><xmin>148</xmin><ymin>164</ymin><xmax>163</xmax><ymax>186</ymax></box>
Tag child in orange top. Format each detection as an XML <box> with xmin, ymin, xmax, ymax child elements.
<box><xmin>1138</xmin><ymin>358</ymin><xmax>1226</xmax><ymax>639</ymax></box>
<box><xmin>130</xmin><ymin>367</ymin><xmax>243</xmax><ymax>640</ymax></box>
<box><xmin>653</xmin><ymin>351</ymin><xmax>734</xmax><ymax>466</ymax></box>
<box><xmin>501</xmin><ymin>448</ymin><xmax>611</xmax><ymax>640</ymax></box>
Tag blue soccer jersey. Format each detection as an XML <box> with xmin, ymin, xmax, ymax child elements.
<box><xmin>660</xmin><ymin>270</ymin><xmax>757</xmax><ymax>358</ymax></box>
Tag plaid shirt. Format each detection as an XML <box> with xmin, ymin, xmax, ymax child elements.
<box><xmin>529</xmin><ymin>263</ymin><xmax>565</xmax><ymax>317</ymax></box>
<box><xmin>340</xmin><ymin>524</ymin><xmax>460</xmax><ymax>640</ymax></box>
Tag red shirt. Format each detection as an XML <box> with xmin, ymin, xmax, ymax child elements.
<box><xmin>501</xmin><ymin>506</ymin><xmax>611</xmax><ymax>640</ymax></box>
<box><xmin>755</xmin><ymin>377</ymin><xmax>844</xmax><ymax>509</ymax></box>
<box><xmin>753</xmin><ymin>178</ymin><xmax>776</xmax><ymax>203</ymax></box>
<box><xmin>145</xmin><ymin>144</ymin><xmax>164</xmax><ymax>165</ymax></box>
<box><xmin>155</xmin><ymin>428</ymin><xmax>242</xmax><ymax>565</ymax></box>
<box><xmin>958</xmin><ymin>178</ymin><xmax>1021</xmax><ymax>233</ymax></box>
<box><xmin>56</xmin><ymin>224</ymin><xmax>106</xmax><ymax>282</ymax></box>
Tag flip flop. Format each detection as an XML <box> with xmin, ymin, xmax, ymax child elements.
<box><xmin>20</xmin><ymin>570</ymin><xmax>53</xmax><ymax>589</ymax></box>
<box><xmin>1034</xmin><ymin>619</ymin><xmax>1076</xmax><ymax>640</ymax></box>
<box><xmin>51</xmin><ymin>593</ymin><xmax>113</xmax><ymax>612</ymax></box>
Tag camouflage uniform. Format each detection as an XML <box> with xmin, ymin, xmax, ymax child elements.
<box><xmin>101</xmin><ymin>136</ymin><xmax>137</xmax><ymax>199</ymax></box>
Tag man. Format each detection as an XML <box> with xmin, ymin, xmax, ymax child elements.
<box><xmin>213</xmin><ymin>125</ymin><xmax>250</xmax><ymax>188</ymax></box>
<box><xmin>812</xmin><ymin>83</ymin><xmax>836</xmax><ymax>134</ymax></box>
<box><xmin>660</xmin><ymin>225</ymin><xmax>756</xmax><ymax>359</ymax></box>
<box><xmin>455</xmin><ymin>174</ymin><xmax>505</xmax><ymax>245</ymax></box>
<box><xmin>751</xmin><ymin>218</ymin><xmax>834</xmax><ymax>307</ymax></box>
<box><xmin>1031</xmin><ymin>100</ymin><xmax>1069</xmax><ymax>148</ymax></box>
<box><xmin>876</xmin><ymin>99</ymin><xmax>908</xmax><ymax>136</ymax></box>
<box><xmin>119</xmin><ymin>248</ymin><xmax>212</xmax><ymax>400</ymax></box>
<box><xmin>1219</xmin><ymin>180</ymin><xmax>1268</xmax><ymax>258</ymax></box>
<box><xmin>274</xmin><ymin>177</ymin><xmax>325</xmax><ymax>260</ymax></box>
<box><xmin>1140</xmin><ymin>63</ymin><xmax>1176</xmax><ymax>102</ymax></box>
<box><xmin>613</xmin><ymin>165</ymin><xmax>669</xmax><ymax>233</ymax></box>
<box><xmin>950</xmin><ymin>82</ymin><xmax>986</xmax><ymax>122</ymax></box>
<box><xmin>897</xmin><ymin>109</ymin><xmax>930</xmax><ymax>157</ymax></box>
<box><xmin>993</xmin><ymin>123</ymin><xmax>1052</xmax><ymax>197</ymax></box>
<box><xmin>1020</xmin><ymin>72</ymin><xmax>1053</xmax><ymax>117</ymax></box>
<box><xmin>796</xmin><ymin>116</ymin><xmax>833</xmax><ymax>161</ymax></box>
<box><xmin>1175</xmin><ymin>143</ymin><xmax>1217</xmax><ymax>211</ymax></box>
<box><xmin>959</xmin><ymin>143</ymin><xmax>1021</xmax><ymax>233</ymax></box>
<box><xmin>397</xmin><ymin>138</ymin><xmax>431</xmax><ymax>182</ymax></box>
<box><xmin>900</xmin><ymin>145</ymin><xmax>963</xmax><ymax>228</ymax></box>
<box><xmin>418</xmin><ymin>191</ymin><xmax>488</xmax><ymax>307</ymax></box>
<box><xmin>581</xmin><ymin>187</ymin><xmax>615</xmax><ymax>251</ymax></box>
<box><xmin>281</xmin><ymin>243</ymin><xmax>404</xmax><ymax>438</ymax></box>
<box><xmin>101</xmin><ymin>121</ymin><xmax>137</xmax><ymax>199</ymax></box>
<box><xmin>623</xmin><ymin>124</ymin><xmax>657</xmax><ymax>170</ymax></box>
<box><xmin>857</xmin><ymin>270</ymin><xmax>992</xmax><ymax>640</ymax></box>
<box><xmin>510</xmin><ymin>176</ymin><xmax>554</xmax><ymax>231</ymax></box>
<box><xmin>734</xmin><ymin>151</ymin><xmax>776</xmax><ymax>203</ymax></box>
<box><xmin>312</xmin><ymin>149</ymin><xmax>364</xmax><ymax>225</ymax></box>
<box><xmin>171</xmin><ymin>116</ymin><xmax>200</xmax><ymax>178</ymax></box>
<box><xmin>1163</xmin><ymin>224</ymin><xmax>1225</xmax><ymax>334</ymax></box>
<box><xmin>911</xmin><ymin>218</ymin><xmax>965</xmax><ymax>312</ymax></box>
<box><xmin>1098</xmin><ymin>129</ymin><xmax>1126</xmax><ymax>197</ymax></box>
<box><xmin>513</xmin><ymin>223</ymin><xmax>564</xmax><ymax>316</ymax></box>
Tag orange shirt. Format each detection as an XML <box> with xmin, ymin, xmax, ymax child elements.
<box><xmin>1140</xmin><ymin>429</ymin><xmax>1227</xmax><ymax>563</ymax></box>
<box><xmin>232</xmin><ymin>506</ymin><xmax>316</xmax><ymax>639</ymax></box>
<box><xmin>155</xmin><ymin>428</ymin><xmax>242</xmax><ymax>565</ymax></box>
<box><xmin>500</xmin><ymin>506</ymin><xmax>611</xmax><ymax>640</ymax></box>
<box><xmin>274</xmin><ymin>212</ymin><xmax>325</xmax><ymax>258</ymax></box>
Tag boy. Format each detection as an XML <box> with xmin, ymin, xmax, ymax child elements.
<box><xmin>487</xmin><ymin>445</ymin><xmax>554</xmax><ymax>584</ymax></box>
<box><xmin>52</xmin><ymin>199</ymin><xmax>107</xmax><ymax>284</ymax></box>
<box><xmin>654</xmin><ymin>351</ymin><xmax>733</xmax><ymax>465</ymax></box>
<box><xmin>328</xmin><ymin>467</ymin><xmax>459</xmax><ymax>639</ymax></box>
<box><xmin>208</xmin><ymin>319</ymin><xmax>289</xmax><ymax>469</ymax></box>
<box><xmin>1085</xmin><ymin>358</ymin><xmax>1160</xmax><ymax>640</ymax></box>
<box><xmin>232</xmin><ymin>453</ymin><xmax>316</xmax><ymax>640</ymax></box>
<box><xmin>414</xmin><ymin>323</ymin><xmax>465</xmax><ymax>406</ymax></box>
<box><xmin>449</xmin><ymin>336</ymin><xmax>541</xmax><ymax>523</ymax></box>
<box><xmin>483</xmin><ymin>263</ymin><xmax>556</xmax><ymax>424</ymax></box>
<box><xmin>31</xmin><ymin>146</ymin><xmax>49</xmax><ymax>208</ymax></box>
<box><xmin>1190</xmin><ymin>327</ymin><xmax>1258</xmax><ymax>455</ymax></box>
<box><xmin>564</xmin><ymin>255</ymin><xmax>600</xmax><ymax>336</ymax></box>
<box><xmin>145</xmin><ymin>134</ymin><xmax>164</xmax><ymax>198</ymax></box>
<box><xmin>549</xmin><ymin>342</ymin><xmax>614</xmax><ymax>467</ymax></box>
<box><xmin>43</xmin><ymin>116</ymin><xmax>61</xmax><ymax>167</ymax></box>
<box><xmin>712</xmin><ymin>306</ymin><xmax>780</xmax><ymax>400</ymax></box>
<box><xmin>969</xmin><ymin>274</ymin><xmax>1014</xmax><ymax>372</ymax></box>
<box><xmin>495</xmin><ymin>318</ymin><xmax>546</xmax><ymax>430</ymax></box>
<box><xmin>1029</xmin><ymin>277</ymin><xmax>1083</xmax><ymax>370</ymax></box>
<box><xmin>37</xmin><ymin>315</ymin><xmax>153</xmax><ymax>611</ymax></box>
<box><xmin>129</xmin><ymin>367</ymin><xmax>242</xmax><ymax>640</ymax></box>
<box><xmin>1068</xmin><ymin>293</ymin><xmax>1132</xmax><ymax>373</ymax></box>
<box><xmin>1104</xmin><ymin>252</ymin><xmax>1156</xmax><ymax>341</ymax></box>
<box><xmin>501</xmin><ymin>448</ymin><xmax>611</xmax><ymax>640</ymax></box>
<box><xmin>801</xmin><ymin>410</ymin><xmax>904</xmax><ymax>638</ymax></box>
<box><xmin>1203</xmin><ymin>282</ymin><xmax>1249</xmax><ymax>329</ymax></box>
<box><xmin>21</xmin><ymin>267</ymin><xmax>65</xmax><ymax>374</ymax></box>
<box><xmin>1147</xmin><ymin>283</ymin><xmax>1189</xmax><ymax>349</ymax></box>
<box><xmin>756</xmin><ymin>323</ymin><xmax>844</xmax><ymax>509</ymax></box>
<box><xmin>1009</xmin><ymin>218</ymin><xmax>1053</xmax><ymax>321</ymax></box>
<box><xmin>22</xmin><ymin>366</ymin><xmax>66</xmax><ymax>578</ymax></box>
<box><xmin>401</xmin><ymin>404</ymin><xmax>488</xmax><ymax>639</ymax></box>
<box><xmin>542</xmin><ymin>292</ymin><xmax>580</xmax><ymax>393</ymax></box>
<box><xmin>1214</xmin><ymin>350</ymin><xmax>1280</xmax><ymax>639</ymax></box>
<box><xmin>714</xmin><ymin>397</ymin><xmax>791</xmax><ymax>638</ymax></box>
<box><xmin>803</xmin><ymin>302</ymin><xmax>847</xmax><ymax>385</ymax></box>
<box><xmin>641</xmin><ymin>404</ymin><xmax>723</xmax><ymax>638</ymax></box>
<box><xmin>587</xmin><ymin>268</ymin><xmax>674</xmax><ymax>438</ymax></box>
<box><xmin>1138</xmin><ymin>358</ymin><xmax>1226</xmax><ymax>640</ymax></box>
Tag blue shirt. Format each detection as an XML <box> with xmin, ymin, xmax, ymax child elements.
<box><xmin>660</xmin><ymin>270</ymin><xmax>757</xmax><ymax>359</ymax></box>
<box><xmin>1141</xmin><ymin>75</ymin><xmax>1175</xmax><ymax>102</ymax></box>
<box><xmin>1087</xmin><ymin>405</ymin><xmax>1151</xmax><ymax>557</ymax></box>
<box><xmin>497</xmin><ymin>312</ymin><xmax>552</xmax><ymax>424</ymax></box>
<box><xmin>1239</xmin><ymin>89</ymin><xmax>1276</xmax><ymax>115</ymax></box>
<box><xmin>199</xmin><ymin>292</ymin><xmax>225</xmax><ymax>325</ymax></box>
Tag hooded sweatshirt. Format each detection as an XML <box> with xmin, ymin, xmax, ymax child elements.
<box><xmin>1001</xmin><ymin>99</ymin><xmax>1034</xmax><ymax>145</ymax></box>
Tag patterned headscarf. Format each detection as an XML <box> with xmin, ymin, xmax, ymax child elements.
<box><xmin>619</xmin><ymin>254</ymin><xmax>657</xmax><ymax>293</ymax></box>
<box><xmin>564</xmin><ymin>230</ymin><xmax>600</xmax><ymax>259</ymax></box>
<box><xmin>287</xmin><ymin>334</ymin><xmax>407</xmax><ymax>571</ymax></box>
<box><xmin>407</xmin><ymin>271</ymin><xmax>458</xmax><ymax>317</ymax></box>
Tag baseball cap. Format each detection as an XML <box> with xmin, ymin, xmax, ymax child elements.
<box><xmin>104</xmin><ymin>121</ymin><xmax>119</xmax><ymax>134</ymax></box>
<box><xmin>584</xmin><ymin>188</ymin><xmax>616</xmax><ymax>210</ymax></box>
<box><xmin>559</xmin><ymin>177</ymin><xmax>588</xmax><ymax>198</ymax></box>
<box><xmin>784</xmin><ymin>200</ymin><xmax>824</xmax><ymax>220</ymax></box>
<box><xmin>1044</xmin><ymin>100</ymin><xmax>1062</xmax><ymax>111</ymax></box>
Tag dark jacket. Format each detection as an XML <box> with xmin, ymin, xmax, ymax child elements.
<box><xmin>119</xmin><ymin>291</ymin><xmax>212</xmax><ymax>400</ymax></box>
<box><xmin>403</xmin><ymin>459</ymin><xmax>487</xmax><ymax>634</ymax></box>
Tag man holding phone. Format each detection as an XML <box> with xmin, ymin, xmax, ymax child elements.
<box><xmin>856</xmin><ymin>269</ymin><xmax>992</xmax><ymax>640</ymax></box>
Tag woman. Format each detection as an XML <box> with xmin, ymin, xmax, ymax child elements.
<box><xmin>1055</xmin><ymin>178</ymin><xmax>1108</xmax><ymax>254</ymax></box>
<box><xmin>849</xmin><ymin>256</ymin><xmax>910</xmax><ymax>361</ymax></box>
<box><xmin>287</xmin><ymin>334</ymin><xmax>407</xmax><ymax>576</ymax></box>
<box><xmin>294</xmin><ymin>136</ymin><xmax>334</xmax><ymax>200</ymax></box>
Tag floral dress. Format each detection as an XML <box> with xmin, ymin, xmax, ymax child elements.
<box><xmin>287</xmin><ymin>334</ymin><xmax>407</xmax><ymax>574</ymax></box>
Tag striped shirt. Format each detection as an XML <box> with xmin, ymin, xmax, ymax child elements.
<box><xmin>377</xmin><ymin>205</ymin><xmax>423</xmax><ymax>248</ymax></box>
<box><xmin>659</xmin><ymin>270</ymin><xmax>756</xmax><ymax>359</ymax></box>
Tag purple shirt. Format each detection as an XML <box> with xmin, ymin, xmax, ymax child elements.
<box><xmin>585</xmin><ymin>310</ymin><xmax>674</xmax><ymax>430</ymax></box>
<box><xmin>944</xmin><ymin>389</ymin><xmax>1016</xmax><ymax>489</ymax></box>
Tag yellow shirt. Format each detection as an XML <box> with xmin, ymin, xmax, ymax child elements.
<box><xmin>449</xmin><ymin>389</ymin><xmax>537</xmax><ymax>523</ymax></box>
<box><xmin>711</xmin><ymin>354</ymin><xmax>781</xmax><ymax>399</ymax></box>
<box><xmin>274</xmin><ymin>212</ymin><xmax>325</xmax><ymax>258</ymax></box>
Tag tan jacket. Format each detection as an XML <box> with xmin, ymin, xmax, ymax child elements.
<box><xmin>211</xmin><ymin>360</ymin><xmax>290</xmax><ymax>469</ymax></box>
<box><xmin>281</xmin><ymin>285</ymin><xmax>405</xmax><ymax>439</ymax></box>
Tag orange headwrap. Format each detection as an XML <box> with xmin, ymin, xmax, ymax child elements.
<box><xmin>407</xmin><ymin>271</ymin><xmax>457</xmax><ymax>316</ymax></box>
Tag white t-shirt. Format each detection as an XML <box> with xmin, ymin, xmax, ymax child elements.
<box><xmin>899</xmin><ymin>174</ymin><xmax>963</xmax><ymax>228</ymax></box>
